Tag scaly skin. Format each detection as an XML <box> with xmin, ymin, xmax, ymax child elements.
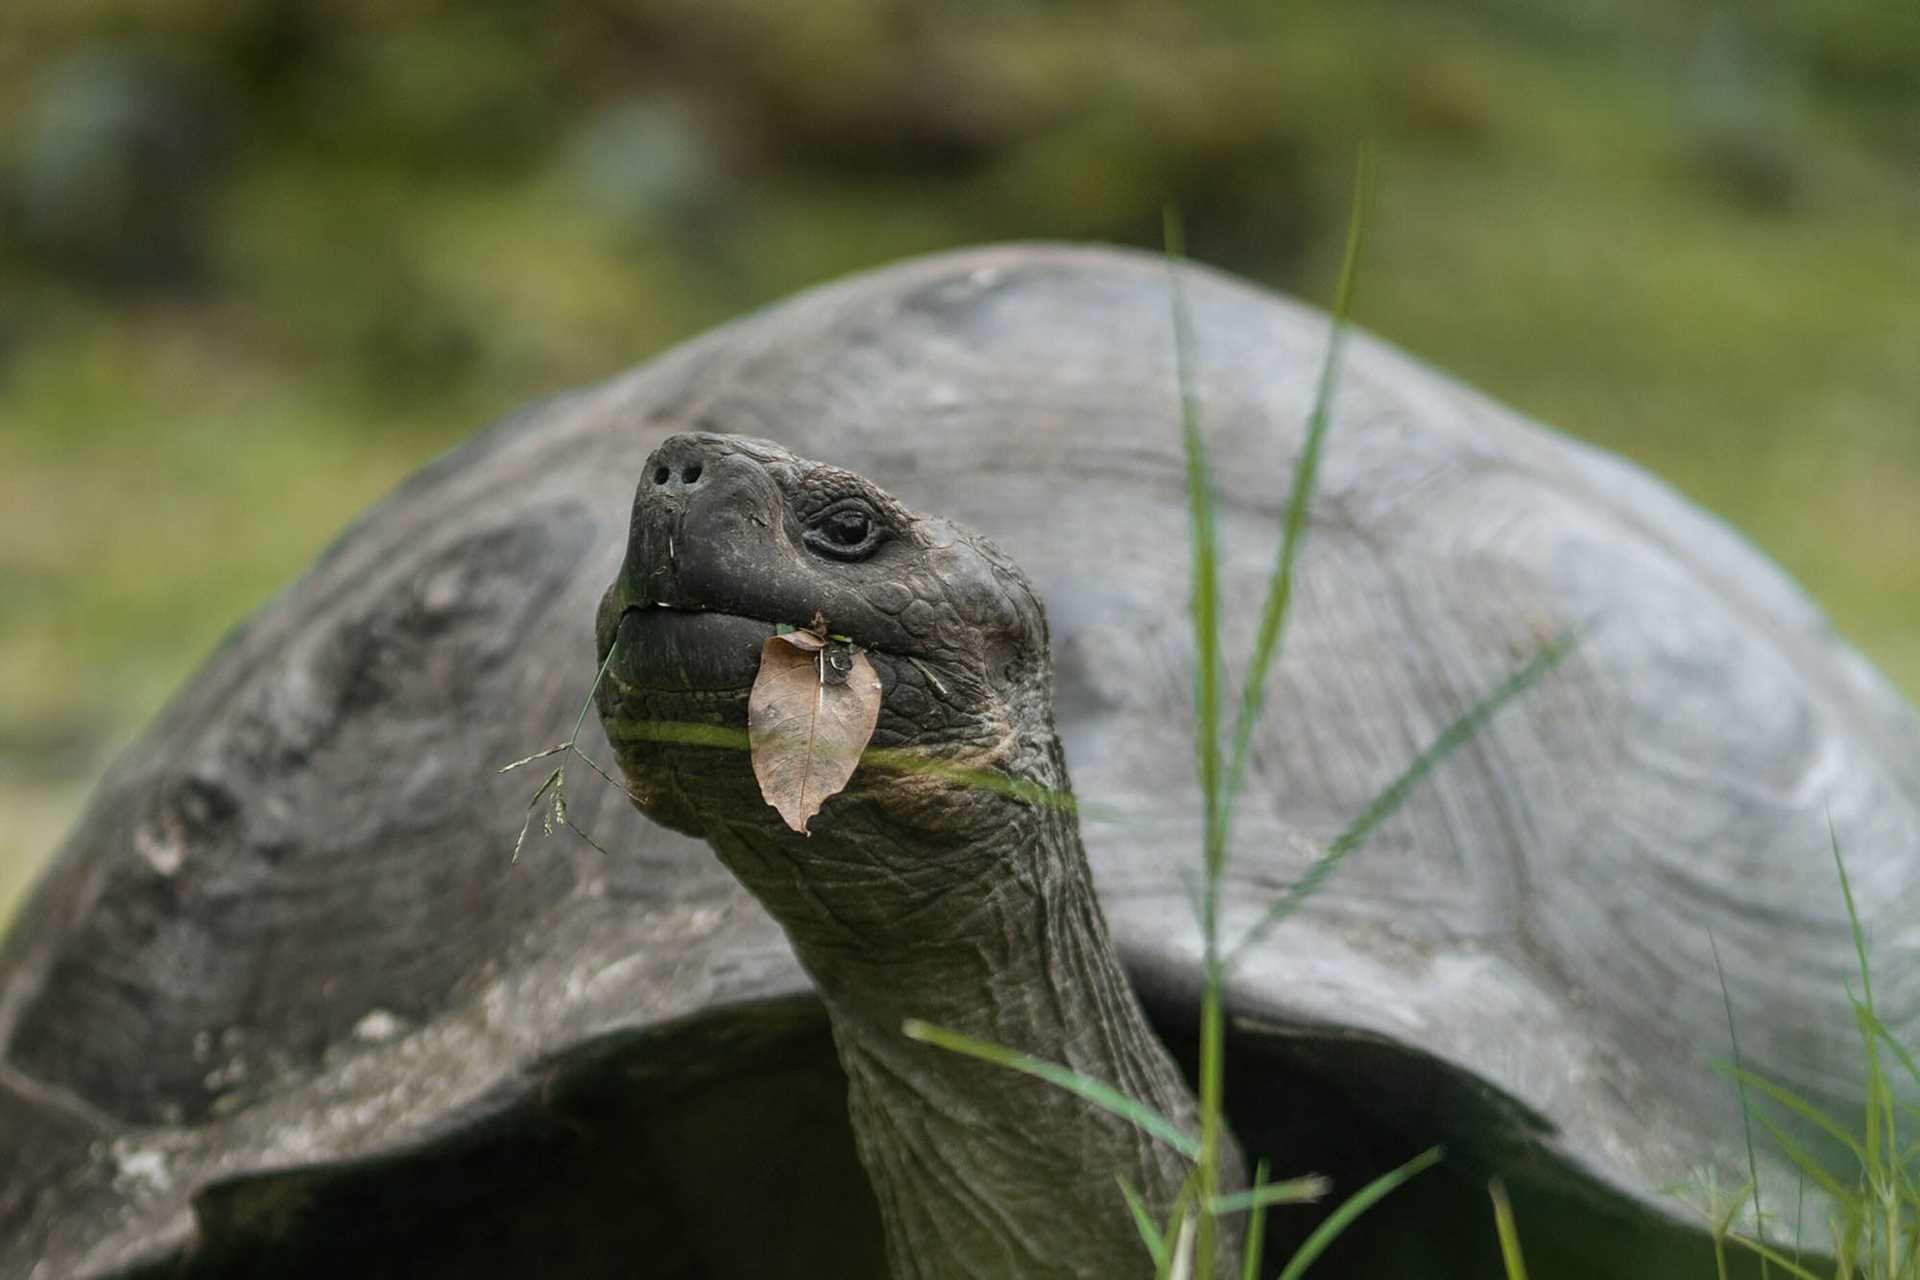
<box><xmin>595</xmin><ymin>432</ymin><xmax>1243</xmax><ymax>1279</ymax></box>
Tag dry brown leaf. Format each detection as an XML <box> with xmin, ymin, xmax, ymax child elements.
<box><xmin>748</xmin><ymin>632</ymin><xmax>883</xmax><ymax>834</ymax></box>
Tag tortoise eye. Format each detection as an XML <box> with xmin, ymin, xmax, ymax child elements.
<box><xmin>804</xmin><ymin>505</ymin><xmax>882</xmax><ymax>562</ymax></box>
<box><xmin>824</xmin><ymin>511</ymin><xmax>869</xmax><ymax>545</ymax></box>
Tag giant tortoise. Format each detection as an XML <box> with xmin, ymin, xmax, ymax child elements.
<box><xmin>2</xmin><ymin>244</ymin><xmax>1916</xmax><ymax>1279</ymax></box>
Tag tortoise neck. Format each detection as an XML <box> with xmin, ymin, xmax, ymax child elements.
<box><xmin>711</xmin><ymin>774</ymin><xmax>1228</xmax><ymax>1279</ymax></box>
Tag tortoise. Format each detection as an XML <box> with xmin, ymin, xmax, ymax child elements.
<box><xmin>2</xmin><ymin>244</ymin><xmax>1916</xmax><ymax>1279</ymax></box>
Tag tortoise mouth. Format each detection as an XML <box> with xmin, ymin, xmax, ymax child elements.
<box><xmin>608</xmin><ymin>606</ymin><xmax>778</xmax><ymax>694</ymax></box>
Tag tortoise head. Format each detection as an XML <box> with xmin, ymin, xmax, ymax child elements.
<box><xmin>594</xmin><ymin>432</ymin><xmax>1058</xmax><ymax>848</ymax></box>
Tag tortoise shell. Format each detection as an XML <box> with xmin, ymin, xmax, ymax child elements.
<box><xmin>3</xmin><ymin>245</ymin><xmax>1914</xmax><ymax>1278</ymax></box>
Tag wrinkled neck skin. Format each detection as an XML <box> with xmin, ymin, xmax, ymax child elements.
<box><xmin>707</xmin><ymin>735</ymin><xmax>1242</xmax><ymax>1280</ymax></box>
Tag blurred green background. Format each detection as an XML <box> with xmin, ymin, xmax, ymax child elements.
<box><xmin>1</xmin><ymin>0</ymin><xmax>1916</xmax><ymax>924</ymax></box>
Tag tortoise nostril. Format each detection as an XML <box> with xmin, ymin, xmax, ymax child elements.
<box><xmin>653</xmin><ymin>465</ymin><xmax>670</xmax><ymax>485</ymax></box>
<box><xmin>683</xmin><ymin>463</ymin><xmax>702</xmax><ymax>484</ymax></box>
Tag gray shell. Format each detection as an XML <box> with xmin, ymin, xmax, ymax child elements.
<box><xmin>3</xmin><ymin>245</ymin><xmax>1916</xmax><ymax>1279</ymax></box>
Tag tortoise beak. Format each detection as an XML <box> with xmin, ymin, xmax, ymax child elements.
<box><xmin>606</xmin><ymin>605</ymin><xmax>774</xmax><ymax>694</ymax></box>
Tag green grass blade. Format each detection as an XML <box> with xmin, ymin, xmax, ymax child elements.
<box><xmin>1489</xmin><ymin>1179</ymin><xmax>1530</xmax><ymax>1280</ymax></box>
<box><xmin>1832</xmin><ymin>822</ymin><xmax>1874</xmax><ymax>1012</ymax></box>
<box><xmin>1714</xmin><ymin>1178</ymin><xmax>1759</xmax><ymax>1238</ymax></box>
<box><xmin>1164</xmin><ymin>1210</ymin><xmax>1197</xmax><ymax>1280</ymax></box>
<box><xmin>1275</xmin><ymin>1146</ymin><xmax>1443</xmax><ymax>1280</ymax></box>
<box><xmin>600</xmin><ymin>716</ymin><xmax>1097</xmax><ymax>815</ymax></box>
<box><xmin>503</xmin><ymin>640</ymin><xmax>621</xmax><ymax>776</ymax></box>
<box><xmin>901</xmin><ymin>1019</ymin><xmax>1201</xmax><ymax>1159</ymax></box>
<box><xmin>1834</xmin><ymin>829</ymin><xmax>1901</xmax><ymax>1238</ymax></box>
<box><xmin>1729</xmin><ymin>1233</ymin><xmax>1831</xmax><ymax>1280</ymax></box>
<box><xmin>1227</xmin><ymin>634</ymin><xmax>1575</xmax><ymax>967</ymax></box>
<box><xmin>1158</xmin><ymin>1167</ymin><xmax>1204</xmax><ymax>1280</ymax></box>
<box><xmin>1854</xmin><ymin>1005</ymin><xmax>1920</xmax><ymax>1093</ymax></box>
<box><xmin>1852</xmin><ymin>995</ymin><xmax>1893</xmax><ymax>1184</ymax></box>
<box><xmin>1164</xmin><ymin>207</ymin><xmax>1224</xmax><ymax>872</ymax></box>
<box><xmin>1119</xmin><ymin>1175</ymin><xmax>1170</xmax><ymax>1270</ymax></box>
<box><xmin>1710</xmin><ymin>927</ymin><xmax>1771</xmax><ymax>1266</ymax></box>
<box><xmin>597</xmin><ymin>718</ymin><xmax>752</xmax><ymax>751</ymax></box>
<box><xmin>570</xmin><ymin>640</ymin><xmax>619</xmax><ymax>746</ymax></box>
<box><xmin>1165</xmin><ymin>204</ymin><xmax>1228</xmax><ymax>1280</ymax></box>
<box><xmin>1219</xmin><ymin>147</ymin><xmax>1372</xmax><ymax>837</ymax></box>
<box><xmin>1720</xmin><ymin>1064</ymin><xmax>1869</xmax><ymax>1165</ymax></box>
<box><xmin>1240</xmin><ymin>1160</ymin><xmax>1273</xmax><ymax>1280</ymax></box>
<box><xmin>1747</xmin><ymin>1106</ymin><xmax>1854</xmax><ymax>1203</ymax></box>
<box><xmin>1793</xmin><ymin>1167</ymin><xmax>1805</xmax><ymax>1270</ymax></box>
<box><xmin>1209</xmin><ymin>1174</ymin><xmax>1330</xmax><ymax>1215</ymax></box>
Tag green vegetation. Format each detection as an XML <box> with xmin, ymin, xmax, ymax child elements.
<box><xmin>1687</xmin><ymin>839</ymin><xmax>1920</xmax><ymax>1280</ymax></box>
<box><xmin>909</xmin><ymin>183</ymin><xmax>1561</xmax><ymax>1274</ymax></box>
<box><xmin>906</xmin><ymin>174</ymin><xmax>1914</xmax><ymax>1274</ymax></box>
